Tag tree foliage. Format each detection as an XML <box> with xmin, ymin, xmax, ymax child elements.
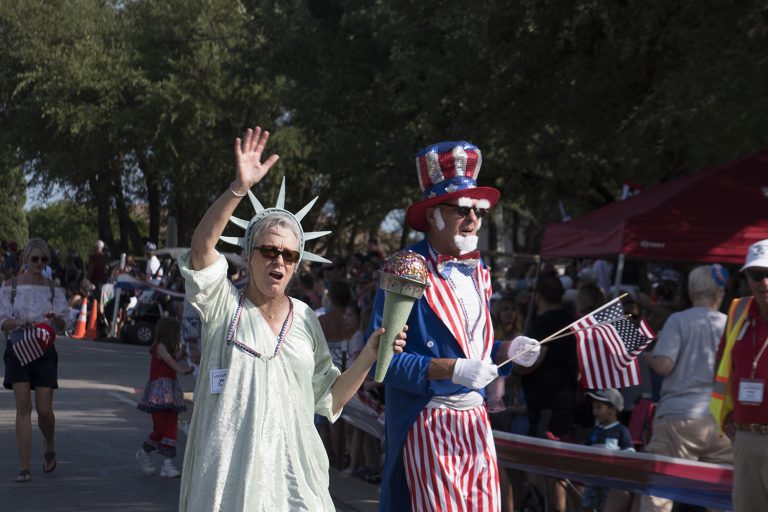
<box><xmin>26</xmin><ymin>200</ymin><xmax>97</xmax><ymax>259</ymax></box>
<box><xmin>1</xmin><ymin>0</ymin><xmax>767</xmax><ymax>255</ymax></box>
<box><xmin>0</xmin><ymin>153</ymin><xmax>29</xmax><ymax>245</ymax></box>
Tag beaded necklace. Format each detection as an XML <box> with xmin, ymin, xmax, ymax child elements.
<box><xmin>226</xmin><ymin>292</ymin><xmax>292</xmax><ymax>361</ymax></box>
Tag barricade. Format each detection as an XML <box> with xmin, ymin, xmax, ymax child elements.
<box><xmin>339</xmin><ymin>404</ymin><xmax>733</xmax><ymax>510</ymax></box>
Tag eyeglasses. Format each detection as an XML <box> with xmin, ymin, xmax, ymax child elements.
<box><xmin>746</xmin><ymin>268</ymin><xmax>768</xmax><ymax>282</ymax></box>
<box><xmin>30</xmin><ymin>256</ymin><xmax>49</xmax><ymax>264</ymax></box>
<box><xmin>441</xmin><ymin>203</ymin><xmax>489</xmax><ymax>219</ymax></box>
<box><xmin>253</xmin><ymin>245</ymin><xmax>300</xmax><ymax>264</ymax></box>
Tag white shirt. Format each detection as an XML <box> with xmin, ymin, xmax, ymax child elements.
<box><xmin>145</xmin><ymin>255</ymin><xmax>162</xmax><ymax>283</ymax></box>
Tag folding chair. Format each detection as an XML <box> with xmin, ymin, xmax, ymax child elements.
<box><xmin>628</xmin><ymin>398</ymin><xmax>655</xmax><ymax>451</ymax></box>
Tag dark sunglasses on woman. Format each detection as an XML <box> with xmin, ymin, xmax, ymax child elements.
<box><xmin>30</xmin><ymin>256</ymin><xmax>49</xmax><ymax>264</ymax></box>
<box><xmin>254</xmin><ymin>245</ymin><xmax>300</xmax><ymax>264</ymax></box>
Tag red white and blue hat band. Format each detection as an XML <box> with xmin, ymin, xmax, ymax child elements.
<box><xmin>422</xmin><ymin>176</ymin><xmax>478</xmax><ymax>199</ymax></box>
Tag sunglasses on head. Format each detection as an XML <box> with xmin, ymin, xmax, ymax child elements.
<box><xmin>254</xmin><ymin>245</ymin><xmax>300</xmax><ymax>264</ymax></box>
<box><xmin>746</xmin><ymin>268</ymin><xmax>768</xmax><ymax>282</ymax></box>
<box><xmin>441</xmin><ymin>203</ymin><xmax>489</xmax><ymax>219</ymax></box>
<box><xmin>30</xmin><ymin>255</ymin><xmax>49</xmax><ymax>264</ymax></box>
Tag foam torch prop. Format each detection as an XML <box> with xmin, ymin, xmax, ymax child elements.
<box><xmin>374</xmin><ymin>250</ymin><xmax>429</xmax><ymax>383</ymax></box>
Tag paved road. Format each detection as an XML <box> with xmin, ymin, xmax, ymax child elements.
<box><xmin>0</xmin><ymin>338</ymin><xmax>379</xmax><ymax>511</ymax></box>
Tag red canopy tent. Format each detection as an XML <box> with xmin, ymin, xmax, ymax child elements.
<box><xmin>540</xmin><ymin>151</ymin><xmax>768</xmax><ymax>264</ymax></box>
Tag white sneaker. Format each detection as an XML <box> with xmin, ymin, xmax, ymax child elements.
<box><xmin>136</xmin><ymin>450</ymin><xmax>156</xmax><ymax>475</ymax></box>
<box><xmin>160</xmin><ymin>458</ymin><xmax>180</xmax><ymax>478</ymax></box>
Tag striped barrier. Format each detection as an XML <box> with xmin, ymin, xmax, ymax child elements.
<box><xmin>340</xmin><ymin>400</ymin><xmax>733</xmax><ymax>509</ymax></box>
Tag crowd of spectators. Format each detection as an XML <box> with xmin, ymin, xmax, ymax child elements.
<box><xmin>4</xmin><ymin>235</ymin><xmax>752</xmax><ymax>510</ymax></box>
<box><xmin>480</xmin><ymin>258</ymin><xmax>754</xmax><ymax>511</ymax></box>
<box><xmin>276</xmin><ymin>240</ymin><xmax>744</xmax><ymax>510</ymax></box>
<box><xmin>289</xmin><ymin>249</ymin><xmax>751</xmax><ymax>511</ymax></box>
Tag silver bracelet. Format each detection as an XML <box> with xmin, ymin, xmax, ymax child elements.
<box><xmin>230</xmin><ymin>182</ymin><xmax>249</xmax><ymax>197</ymax></box>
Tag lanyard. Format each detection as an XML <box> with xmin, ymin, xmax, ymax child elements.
<box><xmin>750</xmin><ymin>319</ymin><xmax>768</xmax><ymax>379</ymax></box>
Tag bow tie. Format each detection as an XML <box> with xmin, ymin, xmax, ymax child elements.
<box><xmin>437</xmin><ymin>251</ymin><xmax>480</xmax><ymax>277</ymax></box>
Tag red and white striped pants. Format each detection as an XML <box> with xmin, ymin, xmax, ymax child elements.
<box><xmin>403</xmin><ymin>405</ymin><xmax>500</xmax><ymax>512</ymax></box>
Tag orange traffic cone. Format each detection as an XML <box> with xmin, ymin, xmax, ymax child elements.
<box><xmin>85</xmin><ymin>299</ymin><xmax>99</xmax><ymax>340</ymax></box>
<box><xmin>71</xmin><ymin>298</ymin><xmax>88</xmax><ymax>339</ymax></box>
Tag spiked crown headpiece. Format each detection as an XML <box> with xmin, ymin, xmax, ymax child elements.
<box><xmin>220</xmin><ymin>177</ymin><xmax>331</xmax><ymax>264</ymax></box>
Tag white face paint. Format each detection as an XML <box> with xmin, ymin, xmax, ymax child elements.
<box><xmin>475</xmin><ymin>199</ymin><xmax>491</xmax><ymax>209</ymax></box>
<box><xmin>434</xmin><ymin>208</ymin><xmax>446</xmax><ymax>231</ymax></box>
<box><xmin>457</xmin><ymin>196</ymin><xmax>473</xmax><ymax>207</ymax></box>
<box><xmin>453</xmin><ymin>234</ymin><xmax>479</xmax><ymax>253</ymax></box>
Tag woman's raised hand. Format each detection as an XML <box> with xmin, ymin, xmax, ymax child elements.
<box><xmin>234</xmin><ymin>127</ymin><xmax>280</xmax><ymax>189</ymax></box>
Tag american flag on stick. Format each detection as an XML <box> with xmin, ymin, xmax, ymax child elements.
<box><xmin>571</xmin><ymin>298</ymin><xmax>656</xmax><ymax>389</ymax></box>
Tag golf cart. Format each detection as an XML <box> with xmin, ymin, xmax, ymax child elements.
<box><xmin>112</xmin><ymin>248</ymin><xmax>245</xmax><ymax>344</ymax></box>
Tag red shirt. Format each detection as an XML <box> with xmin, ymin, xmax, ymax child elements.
<box><xmin>149</xmin><ymin>346</ymin><xmax>177</xmax><ymax>381</ymax></box>
<box><xmin>725</xmin><ymin>301</ymin><xmax>768</xmax><ymax>424</ymax></box>
<box><xmin>88</xmin><ymin>252</ymin><xmax>108</xmax><ymax>285</ymax></box>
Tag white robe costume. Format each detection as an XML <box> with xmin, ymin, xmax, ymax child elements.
<box><xmin>178</xmin><ymin>252</ymin><xmax>341</xmax><ymax>511</ymax></box>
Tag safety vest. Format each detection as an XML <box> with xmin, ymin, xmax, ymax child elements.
<box><xmin>710</xmin><ymin>296</ymin><xmax>753</xmax><ymax>430</ymax></box>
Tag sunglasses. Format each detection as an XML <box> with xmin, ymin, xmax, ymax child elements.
<box><xmin>254</xmin><ymin>245</ymin><xmax>300</xmax><ymax>264</ymax></box>
<box><xmin>746</xmin><ymin>268</ymin><xmax>768</xmax><ymax>282</ymax></box>
<box><xmin>30</xmin><ymin>255</ymin><xmax>49</xmax><ymax>264</ymax></box>
<box><xmin>441</xmin><ymin>203</ymin><xmax>489</xmax><ymax>219</ymax></box>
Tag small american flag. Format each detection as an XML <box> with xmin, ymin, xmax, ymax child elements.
<box><xmin>10</xmin><ymin>323</ymin><xmax>54</xmax><ymax>366</ymax></box>
<box><xmin>571</xmin><ymin>298</ymin><xmax>656</xmax><ymax>389</ymax></box>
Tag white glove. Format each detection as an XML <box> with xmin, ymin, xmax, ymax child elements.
<box><xmin>506</xmin><ymin>336</ymin><xmax>540</xmax><ymax>367</ymax></box>
<box><xmin>451</xmin><ymin>359</ymin><xmax>499</xmax><ymax>389</ymax></box>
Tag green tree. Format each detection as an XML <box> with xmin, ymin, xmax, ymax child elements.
<box><xmin>0</xmin><ymin>154</ymin><xmax>28</xmax><ymax>245</ymax></box>
<box><xmin>3</xmin><ymin>0</ymin><xmax>768</xmax><ymax>260</ymax></box>
<box><xmin>26</xmin><ymin>200</ymin><xmax>97</xmax><ymax>260</ymax></box>
<box><xmin>0</xmin><ymin>0</ymin><xmax>143</xmax><ymax>251</ymax></box>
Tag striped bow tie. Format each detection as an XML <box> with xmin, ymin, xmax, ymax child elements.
<box><xmin>437</xmin><ymin>251</ymin><xmax>480</xmax><ymax>277</ymax></box>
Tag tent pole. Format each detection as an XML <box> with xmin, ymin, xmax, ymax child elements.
<box><xmin>613</xmin><ymin>253</ymin><xmax>625</xmax><ymax>297</ymax></box>
<box><xmin>109</xmin><ymin>287</ymin><xmax>122</xmax><ymax>339</ymax></box>
<box><xmin>523</xmin><ymin>256</ymin><xmax>541</xmax><ymax>334</ymax></box>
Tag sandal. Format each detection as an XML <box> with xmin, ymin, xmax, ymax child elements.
<box><xmin>43</xmin><ymin>452</ymin><xmax>57</xmax><ymax>474</ymax></box>
<box><xmin>15</xmin><ymin>469</ymin><xmax>31</xmax><ymax>483</ymax></box>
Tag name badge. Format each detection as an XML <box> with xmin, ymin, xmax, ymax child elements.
<box><xmin>210</xmin><ymin>369</ymin><xmax>228</xmax><ymax>394</ymax></box>
<box><xmin>738</xmin><ymin>378</ymin><xmax>765</xmax><ymax>405</ymax></box>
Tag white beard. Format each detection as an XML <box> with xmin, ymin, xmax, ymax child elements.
<box><xmin>454</xmin><ymin>234</ymin><xmax>479</xmax><ymax>254</ymax></box>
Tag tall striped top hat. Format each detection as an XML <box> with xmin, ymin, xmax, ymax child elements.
<box><xmin>406</xmin><ymin>141</ymin><xmax>500</xmax><ymax>232</ymax></box>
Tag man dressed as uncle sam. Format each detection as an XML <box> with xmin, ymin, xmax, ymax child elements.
<box><xmin>366</xmin><ymin>141</ymin><xmax>541</xmax><ymax>511</ymax></box>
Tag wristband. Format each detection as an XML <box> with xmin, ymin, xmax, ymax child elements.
<box><xmin>230</xmin><ymin>182</ymin><xmax>249</xmax><ymax>197</ymax></box>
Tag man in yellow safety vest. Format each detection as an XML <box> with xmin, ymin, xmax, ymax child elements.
<box><xmin>711</xmin><ymin>239</ymin><xmax>768</xmax><ymax>511</ymax></box>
